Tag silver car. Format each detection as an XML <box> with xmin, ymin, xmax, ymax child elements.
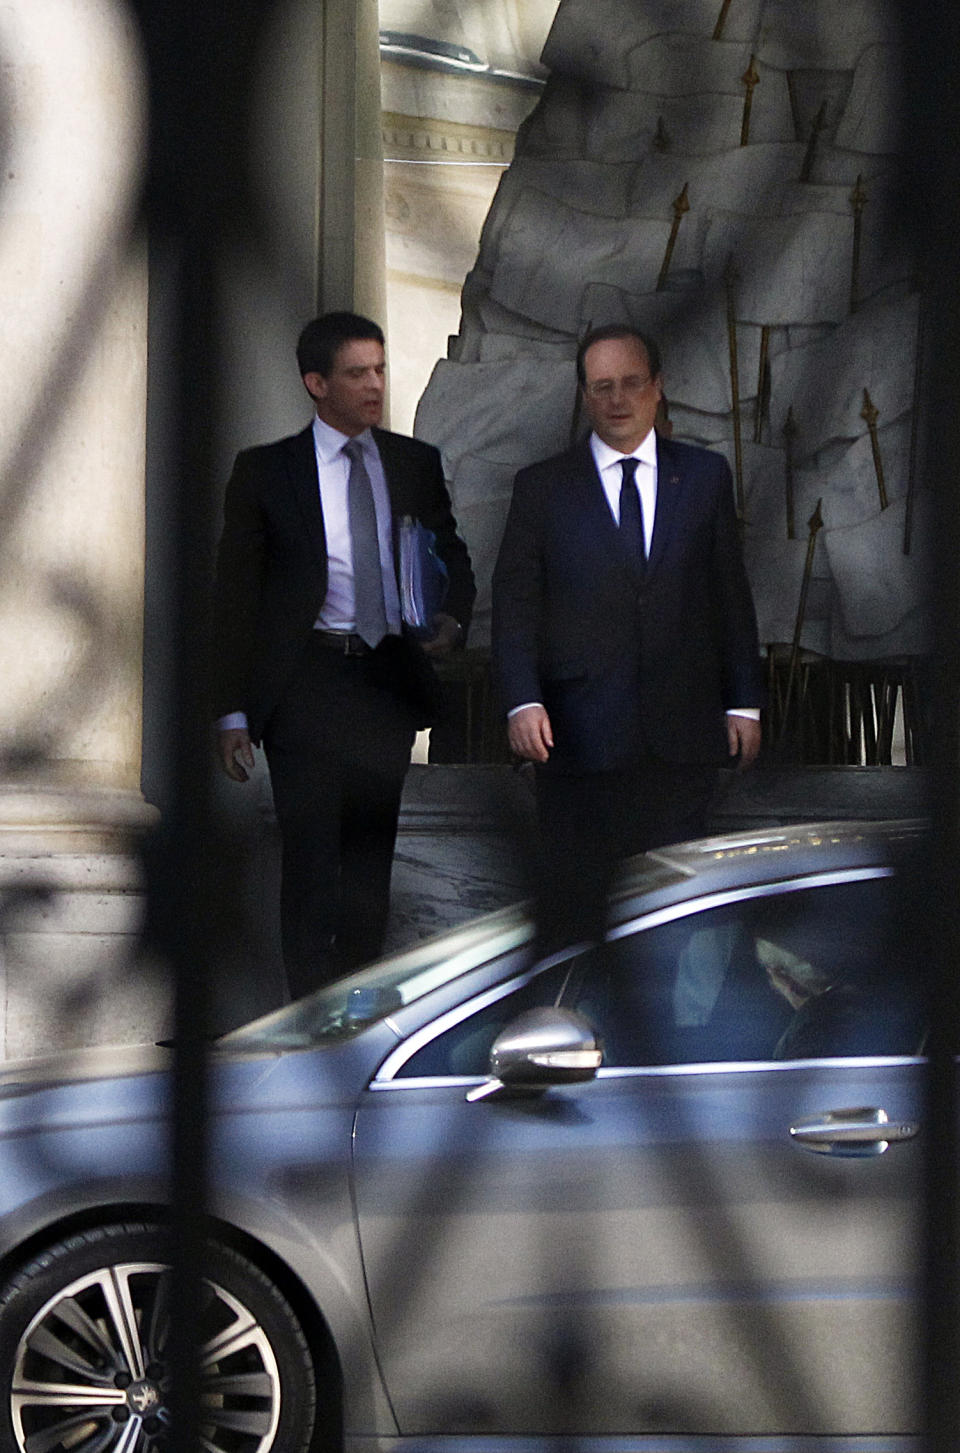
<box><xmin>0</xmin><ymin>819</ymin><xmax>927</xmax><ymax>1452</ymax></box>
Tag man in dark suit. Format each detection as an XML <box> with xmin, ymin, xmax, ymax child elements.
<box><xmin>492</xmin><ymin>324</ymin><xmax>764</xmax><ymax>942</ymax></box>
<box><xmin>213</xmin><ymin>312</ymin><xmax>475</xmax><ymax>997</ymax></box>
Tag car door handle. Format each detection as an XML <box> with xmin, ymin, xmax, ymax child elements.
<box><xmin>790</xmin><ymin>1106</ymin><xmax>920</xmax><ymax>1157</ymax></box>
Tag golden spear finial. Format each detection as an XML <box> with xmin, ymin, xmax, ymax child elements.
<box><xmin>861</xmin><ymin>387</ymin><xmax>889</xmax><ymax>510</ymax></box>
<box><xmin>740</xmin><ymin>56</ymin><xmax>759</xmax><ymax>146</ymax></box>
<box><xmin>656</xmin><ymin>182</ymin><xmax>690</xmax><ymax>291</ymax></box>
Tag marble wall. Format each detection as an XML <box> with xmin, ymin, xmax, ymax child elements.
<box><xmin>416</xmin><ymin>0</ymin><xmax>925</xmax><ymax>662</ymax></box>
<box><xmin>0</xmin><ymin>0</ymin><xmax>166</xmax><ymax>1058</ymax></box>
<box><xmin>379</xmin><ymin>0</ymin><xmax>555</xmax><ymax>433</ymax></box>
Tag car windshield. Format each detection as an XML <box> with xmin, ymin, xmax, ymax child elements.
<box><xmin>220</xmin><ymin>905</ymin><xmax>534</xmax><ymax>1050</ymax></box>
<box><xmin>220</xmin><ymin>858</ymin><xmax>687</xmax><ymax>1051</ymax></box>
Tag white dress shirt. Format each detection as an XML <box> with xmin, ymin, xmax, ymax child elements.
<box><xmin>311</xmin><ymin>416</ymin><xmax>402</xmax><ymax>635</ymax></box>
<box><xmin>591</xmin><ymin>428</ymin><xmax>658</xmax><ymax>556</ymax></box>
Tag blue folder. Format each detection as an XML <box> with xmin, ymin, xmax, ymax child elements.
<box><xmin>398</xmin><ymin>515</ymin><xmax>449</xmax><ymax>638</ymax></box>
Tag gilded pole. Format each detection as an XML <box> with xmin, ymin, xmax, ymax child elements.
<box><xmin>861</xmin><ymin>387</ymin><xmax>889</xmax><ymax>510</ymax></box>
<box><xmin>782</xmin><ymin>405</ymin><xmax>797</xmax><ymax>539</ymax></box>
<box><xmin>849</xmin><ymin>174</ymin><xmax>867</xmax><ymax>314</ymax></box>
<box><xmin>712</xmin><ymin>0</ymin><xmax>733</xmax><ymax>41</ymax></box>
<box><xmin>799</xmin><ymin>101</ymin><xmax>826</xmax><ymax>183</ymax></box>
<box><xmin>656</xmin><ymin>182</ymin><xmax>690</xmax><ymax>291</ymax></box>
<box><xmin>724</xmin><ymin>256</ymin><xmax>745</xmax><ymax>521</ymax></box>
<box><xmin>740</xmin><ymin>56</ymin><xmax>759</xmax><ymax>146</ymax></box>
<box><xmin>754</xmin><ymin>325</ymin><xmax>770</xmax><ymax>443</ymax></box>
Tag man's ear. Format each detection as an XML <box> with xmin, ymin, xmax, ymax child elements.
<box><xmin>302</xmin><ymin>371</ymin><xmax>326</xmax><ymax>405</ymax></box>
<box><xmin>655</xmin><ymin>393</ymin><xmax>673</xmax><ymax>438</ymax></box>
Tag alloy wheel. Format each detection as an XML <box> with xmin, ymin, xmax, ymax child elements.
<box><xmin>11</xmin><ymin>1259</ymin><xmax>283</xmax><ymax>1451</ymax></box>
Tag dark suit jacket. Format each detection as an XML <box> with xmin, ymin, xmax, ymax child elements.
<box><xmin>212</xmin><ymin>423</ymin><xmax>475</xmax><ymax>743</ymax></box>
<box><xmin>491</xmin><ymin>434</ymin><xmax>765</xmax><ymax>773</ymax></box>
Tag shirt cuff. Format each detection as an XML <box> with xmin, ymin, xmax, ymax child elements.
<box><xmin>217</xmin><ymin>712</ymin><xmax>249</xmax><ymax>731</ymax></box>
<box><xmin>511</xmin><ymin>704</ymin><xmax>760</xmax><ymax>722</ymax></box>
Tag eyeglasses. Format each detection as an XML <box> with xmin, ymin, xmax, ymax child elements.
<box><xmin>584</xmin><ymin>374</ymin><xmax>653</xmax><ymax>400</ymax></box>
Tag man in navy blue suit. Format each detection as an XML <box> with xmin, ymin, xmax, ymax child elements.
<box><xmin>492</xmin><ymin>324</ymin><xmax>764</xmax><ymax>940</ymax></box>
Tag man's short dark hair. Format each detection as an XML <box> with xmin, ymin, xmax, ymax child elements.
<box><xmin>296</xmin><ymin>312</ymin><xmax>385</xmax><ymax>378</ymax></box>
<box><xmin>576</xmin><ymin>325</ymin><xmax>662</xmax><ymax>388</ymax></box>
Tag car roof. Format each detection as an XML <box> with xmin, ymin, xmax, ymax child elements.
<box><xmin>611</xmin><ymin>817</ymin><xmax>927</xmax><ymax>909</ymax></box>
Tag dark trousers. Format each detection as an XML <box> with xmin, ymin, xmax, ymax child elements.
<box><xmin>264</xmin><ymin>635</ymin><xmax>416</xmax><ymax>999</ymax></box>
<box><xmin>535</xmin><ymin>757</ymin><xmax>718</xmax><ymax>948</ymax></box>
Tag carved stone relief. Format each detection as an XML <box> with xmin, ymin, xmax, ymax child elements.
<box><xmin>415</xmin><ymin>0</ymin><xmax>923</xmax><ymax>661</ymax></box>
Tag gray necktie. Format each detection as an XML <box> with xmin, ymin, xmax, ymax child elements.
<box><xmin>618</xmin><ymin>456</ymin><xmax>646</xmax><ymax>571</ymax></box>
<box><xmin>344</xmin><ymin>438</ymin><xmax>388</xmax><ymax>648</ymax></box>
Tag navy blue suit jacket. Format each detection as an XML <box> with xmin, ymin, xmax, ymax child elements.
<box><xmin>491</xmin><ymin>434</ymin><xmax>765</xmax><ymax>773</ymax></box>
<box><xmin>212</xmin><ymin>423</ymin><xmax>475</xmax><ymax>743</ymax></box>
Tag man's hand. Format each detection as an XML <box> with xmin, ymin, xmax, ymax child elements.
<box><xmin>727</xmin><ymin>714</ymin><xmax>762</xmax><ymax>768</ymax></box>
<box><xmin>508</xmin><ymin>704</ymin><xmax>554</xmax><ymax>764</ymax></box>
<box><xmin>218</xmin><ymin>727</ymin><xmax>256</xmax><ymax>782</ymax></box>
<box><xmin>420</xmin><ymin>612</ymin><xmax>462</xmax><ymax>656</ymax></box>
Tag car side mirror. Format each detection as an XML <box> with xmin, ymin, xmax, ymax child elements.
<box><xmin>466</xmin><ymin>1007</ymin><xmax>602</xmax><ymax>1102</ymax></box>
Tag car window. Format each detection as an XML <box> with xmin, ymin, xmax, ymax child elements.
<box><xmin>395</xmin><ymin>961</ymin><xmax>572</xmax><ymax>1077</ymax></box>
<box><xmin>568</xmin><ymin>877</ymin><xmax>924</xmax><ymax>1067</ymax></box>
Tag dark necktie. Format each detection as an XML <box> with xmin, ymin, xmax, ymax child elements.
<box><xmin>618</xmin><ymin>456</ymin><xmax>646</xmax><ymax>571</ymax></box>
<box><xmin>344</xmin><ymin>438</ymin><xmax>388</xmax><ymax>648</ymax></box>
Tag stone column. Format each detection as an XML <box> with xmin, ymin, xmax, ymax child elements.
<box><xmin>0</xmin><ymin>0</ymin><xmax>162</xmax><ymax>1058</ymax></box>
<box><xmin>355</xmin><ymin>0</ymin><xmax>388</xmax><ymax>334</ymax></box>
<box><xmin>319</xmin><ymin>0</ymin><xmax>387</xmax><ymax>333</ymax></box>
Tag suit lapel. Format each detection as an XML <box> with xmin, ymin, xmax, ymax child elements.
<box><xmin>569</xmin><ymin>438</ymin><xmax>623</xmax><ymax>548</ymax></box>
<box><xmin>371</xmin><ymin>428</ymin><xmax>406</xmax><ymax>572</ymax></box>
<box><xmin>284</xmin><ymin>423</ymin><xmax>328</xmax><ymax>565</ymax></box>
<box><xmin>647</xmin><ymin>436</ymin><xmax>685</xmax><ymax>575</ymax></box>
<box><xmin>372</xmin><ymin>427</ymin><xmax>398</xmax><ymax>507</ymax></box>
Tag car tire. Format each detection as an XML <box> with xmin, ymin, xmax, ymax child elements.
<box><xmin>0</xmin><ymin>1220</ymin><xmax>318</xmax><ymax>1452</ymax></box>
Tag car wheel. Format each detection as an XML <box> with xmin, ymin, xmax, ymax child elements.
<box><xmin>0</xmin><ymin>1221</ymin><xmax>318</xmax><ymax>1452</ymax></box>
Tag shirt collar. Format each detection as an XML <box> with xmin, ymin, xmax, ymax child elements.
<box><xmin>590</xmin><ymin>427</ymin><xmax>658</xmax><ymax>473</ymax></box>
<box><xmin>312</xmin><ymin>414</ymin><xmax>375</xmax><ymax>464</ymax></box>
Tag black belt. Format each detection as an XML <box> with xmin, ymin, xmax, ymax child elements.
<box><xmin>312</xmin><ymin>630</ymin><xmax>374</xmax><ymax>656</ymax></box>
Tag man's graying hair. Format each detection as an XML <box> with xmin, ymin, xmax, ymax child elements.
<box><xmin>576</xmin><ymin>325</ymin><xmax>662</xmax><ymax>388</ymax></box>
